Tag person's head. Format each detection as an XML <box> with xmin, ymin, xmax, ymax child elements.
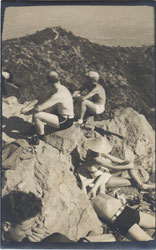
<box><xmin>2</xmin><ymin>190</ymin><xmax>42</xmax><ymax>242</ymax></box>
<box><xmin>2</xmin><ymin>70</ymin><xmax>13</xmax><ymax>82</ymax></box>
<box><xmin>85</xmin><ymin>71</ymin><xmax>99</xmax><ymax>84</ymax></box>
<box><xmin>47</xmin><ymin>71</ymin><xmax>60</xmax><ymax>87</ymax></box>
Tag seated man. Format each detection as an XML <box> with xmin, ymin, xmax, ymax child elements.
<box><xmin>73</xmin><ymin>71</ymin><xmax>106</xmax><ymax>125</ymax></box>
<box><xmin>77</xmin><ymin>137</ymin><xmax>154</xmax><ymax>198</ymax></box>
<box><xmin>1</xmin><ymin>190</ymin><xmax>72</xmax><ymax>244</ymax></box>
<box><xmin>91</xmin><ymin>193</ymin><xmax>155</xmax><ymax>241</ymax></box>
<box><xmin>22</xmin><ymin>71</ymin><xmax>74</xmax><ymax>144</ymax></box>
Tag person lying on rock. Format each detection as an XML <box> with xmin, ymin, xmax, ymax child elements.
<box><xmin>2</xmin><ymin>190</ymin><xmax>73</xmax><ymax>245</ymax></box>
<box><xmin>22</xmin><ymin>71</ymin><xmax>74</xmax><ymax>144</ymax></box>
<box><xmin>73</xmin><ymin>71</ymin><xmax>106</xmax><ymax>125</ymax></box>
<box><xmin>77</xmin><ymin>137</ymin><xmax>154</xmax><ymax>197</ymax></box>
<box><xmin>91</xmin><ymin>193</ymin><xmax>155</xmax><ymax>241</ymax></box>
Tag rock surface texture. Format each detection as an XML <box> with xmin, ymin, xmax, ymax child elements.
<box><xmin>2</xmin><ymin>97</ymin><xmax>155</xmax><ymax>241</ymax></box>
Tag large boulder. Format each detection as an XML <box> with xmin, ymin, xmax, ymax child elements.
<box><xmin>45</xmin><ymin>125</ymin><xmax>84</xmax><ymax>154</ymax></box>
<box><xmin>2</xmin><ymin>96</ymin><xmax>33</xmax><ymax>143</ymax></box>
<box><xmin>2</xmin><ymin>140</ymin><xmax>103</xmax><ymax>241</ymax></box>
<box><xmin>93</xmin><ymin>107</ymin><xmax>155</xmax><ymax>173</ymax></box>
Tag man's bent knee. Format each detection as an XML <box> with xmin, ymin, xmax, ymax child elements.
<box><xmin>81</xmin><ymin>100</ymin><xmax>88</xmax><ymax>106</ymax></box>
<box><xmin>33</xmin><ymin>112</ymin><xmax>43</xmax><ymax>120</ymax></box>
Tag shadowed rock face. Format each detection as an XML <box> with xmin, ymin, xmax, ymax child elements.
<box><xmin>2</xmin><ymin>26</ymin><xmax>155</xmax><ymax>127</ymax></box>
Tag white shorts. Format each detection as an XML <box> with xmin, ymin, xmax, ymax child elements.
<box><xmin>95</xmin><ymin>104</ymin><xmax>105</xmax><ymax>114</ymax></box>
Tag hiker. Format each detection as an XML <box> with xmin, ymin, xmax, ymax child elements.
<box><xmin>22</xmin><ymin>71</ymin><xmax>74</xmax><ymax>144</ymax></box>
<box><xmin>2</xmin><ymin>190</ymin><xmax>73</xmax><ymax>244</ymax></box>
<box><xmin>73</xmin><ymin>71</ymin><xmax>106</xmax><ymax>125</ymax></box>
<box><xmin>77</xmin><ymin>137</ymin><xmax>154</xmax><ymax>198</ymax></box>
<box><xmin>91</xmin><ymin>193</ymin><xmax>155</xmax><ymax>241</ymax></box>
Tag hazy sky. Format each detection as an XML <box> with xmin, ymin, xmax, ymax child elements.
<box><xmin>2</xmin><ymin>5</ymin><xmax>155</xmax><ymax>47</ymax></box>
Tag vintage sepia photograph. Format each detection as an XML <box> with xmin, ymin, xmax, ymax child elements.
<box><xmin>1</xmin><ymin>2</ymin><xmax>155</xmax><ymax>248</ymax></box>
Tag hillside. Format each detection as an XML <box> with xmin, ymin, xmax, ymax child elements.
<box><xmin>2</xmin><ymin>26</ymin><xmax>155</xmax><ymax>127</ymax></box>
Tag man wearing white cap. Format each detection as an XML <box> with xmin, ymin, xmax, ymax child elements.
<box><xmin>73</xmin><ymin>71</ymin><xmax>106</xmax><ymax>125</ymax></box>
<box><xmin>22</xmin><ymin>71</ymin><xmax>74</xmax><ymax>144</ymax></box>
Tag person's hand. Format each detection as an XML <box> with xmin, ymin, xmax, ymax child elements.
<box><xmin>72</xmin><ymin>90</ymin><xmax>80</xmax><ymax>97</ymax></box>
<box><xmin>27</xmin><ymin>217</ymin><xmax>50</xmax><ymax>242</ymax></box>
<box><xmin>76</xmin><ymin>96</ymin><xmax>85</xmax><ymax>101</ymax></box>
<box><xmin>27</xmin><ymin>226</ymin><xmax>50</xmax><ymax>242</ymax></box>
<box><xmin>88</xmin><ymin>188</ymin><xmax>97</xmax><ymax>200</ymax></box>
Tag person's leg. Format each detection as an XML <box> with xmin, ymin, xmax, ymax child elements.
<box><xmin>128</xmin><ymin>168</ymin><xmax>155</xmax><ymax>190</ymax></box>
<box><xmin>78</xmin><ymin>100</ymin><xmax>97</xmax><ymax>123</ymax></box>
<box><xmin>128</xmin><ymin>223</ymin><xmax>153</xmax><ymax>241</ymax></box>
<box><xmin>33</xmin><ymin>114</ymin><xmax>45</xmax><ymax>135</ymax></box>
<box><xmin>33</xmin><ymin>112</ymin><xmax>60</xmax><ymax>135</ymax></box>
<box><xmin>139</xmin><ymin>211</ymin><xmax>155</xmax><ymax>229</ymax></box>
<box><xmin>111</xmin><ymin>171</ymin><xmax>123</xmax><ymax>177</ymax></box>
<box><xmin>106</xmin><ymin>176</ymin><xmax>131</xmax><ymax>188</ymax></box>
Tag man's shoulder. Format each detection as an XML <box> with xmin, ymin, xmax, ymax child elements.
<box><xmin>97</xmin><ymin>83</ymin><xmax>104</xmax><ymax>89</ymax></box>
<box><xmin>59</xmin><ymin>85</ymin><xmax>72</xmax><ymax>95</ymax></box>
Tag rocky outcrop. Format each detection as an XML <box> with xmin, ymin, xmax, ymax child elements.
<box><xmin>92</xmin><ymin>107</ymin><xmax>155</xmax><ymax>173</ymax></box>
<box><xmin>2</xmin><ymin>139</ymin><xmax>103</xmax><ymax>241</ymax></box>
<box><xmin>2</xmin><ymin>97</ymin><xmax>155</xmax><ymax>241</ymax></box>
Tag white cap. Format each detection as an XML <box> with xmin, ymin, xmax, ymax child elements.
<box><xmin>2</xmin><ymin>71</ymin><xmax>10</xmax><ymax>80</ymax></box>
<box><xmin>86</xmin><ymin>136</ymin><xmax>112</xmax><ymax>154</ymax></box>
<box><xmin>49</xmin><ymin>71</ymin><xmax>59</xmax><ymax>78</ymax></box>
<box><xmin>47</xmin><ymin>71</ymin><xmax>59</xmax><ymax>83</ymax></box>
<box><xmin>85</xmin><ymin>71</ymin><xmax>99</xmax><ymax>81</ymax></box>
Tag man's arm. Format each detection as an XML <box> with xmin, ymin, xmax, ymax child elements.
<box><xmin>94</xmin><ymin>157</ymin><xmax>134</xmax><ymax>171</ymax></box>
<box><xmin>34</xmin><ymin>93</ymin><xmax>58</xmax><ymax>112</ymax></box>
<box><xmin>81</xmin><ymin>86</ymin><xmax>99</xmax><ymax>101</ymax></box>
<box><xmin>21</xmin><ymin>99</ymin><xmax>38</xmax><ymax>114</ymax></box>
<box><xmin>101</xmin><ymin>153</ymin><xmax>127</xmax><ymax>164</ymax></box>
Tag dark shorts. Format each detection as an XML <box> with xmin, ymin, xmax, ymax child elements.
<box><xmin>58</xmin><ymin>115</ymin><xmax>74</xmax><ymax>130</ymax></box>
<box><xmin>113</xmin><ymin>206</ymin><xmax>140</xmax><ymax>233</ymax></box>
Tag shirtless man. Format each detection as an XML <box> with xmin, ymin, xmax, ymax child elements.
<box><xmin>91</xmin><ymin>193</ymin><xmax>155</xmax><ymax>241</ymax></box>
<box><xmin>73</xmin><ymin>71</ymin><xmax>106</xmax><ymax>125</ymax></box>
<box><xmin>26</xmin><ymin>71</ymin><xmax>74</xmax><ymax>143</ymax></box>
